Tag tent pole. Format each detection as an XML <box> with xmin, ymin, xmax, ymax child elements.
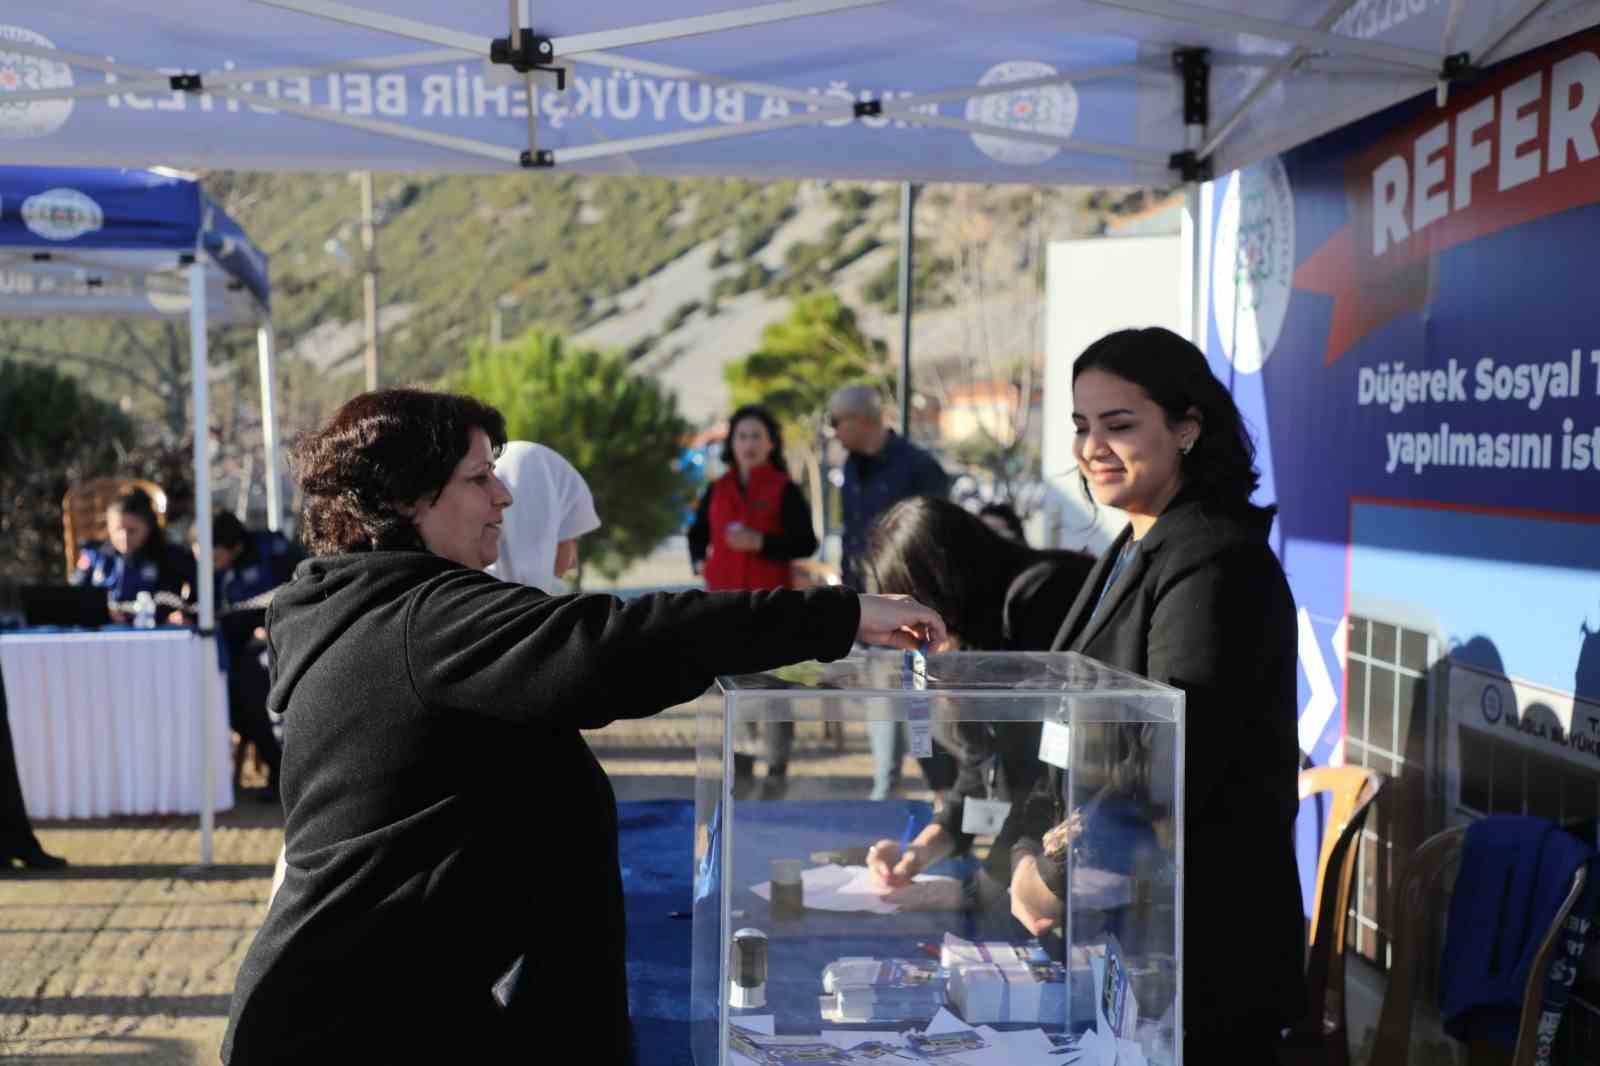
<box><xmin>897</xmin><ymin>182</ymin><xmax>916</xmax><ymax>437</ymax></box>
<box><xmin>190</xmin><ymin>261</ymin><xmax>217</xmax><ymax>867</ymax></box>
<box><xmin>257</xmin><ymin>322</ymin><xmax>283</xmax><ymax>532</ymax></box>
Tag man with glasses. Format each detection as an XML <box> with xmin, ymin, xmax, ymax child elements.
<box><xmin>828</xmin><ymin>384</ymin><xmax>951</xmax><ymax>799</ymax></box>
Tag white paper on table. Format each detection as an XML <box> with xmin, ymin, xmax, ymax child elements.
<box><xmin>1070</xmin><ymin>865</ymin><xmax>1134</xmax><ymax>910</ymax></box>
<box><xmin>820</xmin><ymin>1030</ymin><xmax>903</xmax><ymax>1049</ymax></box>
<box><xmin>923</xmin><ymin>1007</ymin><xmax>969</xmax><ymax>1034</ymax></box>
<box><xmin>975</xmin><ymin>1026</ymin><xmax>1056</xmax><ymax>1060</ymax></box>
<box><xmin>731</xmin><ymin>1015</ymin><xmax>774</xmax><ymax>1035</ymax></box>
<box><xmin>1075</xmin><ymin>1026</ymin><xmax>1121</xmax><ymax>1066</ymax></box>
<box><xmin>749</xmin><ymin>864</ymin><xmax>957</xmax><ymax>914</ymax></box>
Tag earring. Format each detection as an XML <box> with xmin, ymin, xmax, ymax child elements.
<box><xmin>1181</xmin><ymin>441</ymin><xmax>1194</xmax><ymax>455</ymax></box>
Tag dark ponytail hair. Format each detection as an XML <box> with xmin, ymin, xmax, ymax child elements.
<box><xmin>108</xmin><ymin>488</ymin><xmax>160</xmax><ymax>531</ymax></box>
<box><xmin>1073</xmin><ymin>327</ymin><xmax>1261</xmax><ymax>506</ymax></box>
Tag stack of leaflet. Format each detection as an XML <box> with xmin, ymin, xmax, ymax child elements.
<box><xmin>941</xmin><ymin>935</ymin><xmax>1095</xmax><ymax>1026</ymax></box>
<box><xmin>819</xmin><ymin>957</ymin><xmax>946</xmax><ymax>1023</ymax></box>
<box><xmin>938</xmin><ymin>935</ymin><xmax>1051</xmax><ymax>971</ymax></box>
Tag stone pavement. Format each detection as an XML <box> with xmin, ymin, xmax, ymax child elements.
<box><xmin>0</xmin><ymin>708</ymin><xmax>921</xmax><ymax>1064</ymax></box>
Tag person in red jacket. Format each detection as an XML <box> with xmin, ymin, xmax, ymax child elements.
<box><xmin>688</xmin><ymin>404</ymin><xmax>818</xmax><ymax>799</ymax></box>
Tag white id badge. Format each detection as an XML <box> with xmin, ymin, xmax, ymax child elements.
<box><xmin>1038</xmin><ymin>721</ymin><xmax>1072</xmax><ymax>769</ymax></box>
<box><xmin>906</xmin><ymin>647</ymin><xmax>933</xmax><ymax>758</ymax></box>
<box><xmin>960</xmin><ymin>798</ymin><xmax>1012</xmax><ymax>836</ymax></box>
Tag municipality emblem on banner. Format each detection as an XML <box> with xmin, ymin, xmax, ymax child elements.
<box><xmin>965</xmin><ymin>60</ymin><xmax>1078</xmax><ymax>167</ymax></box>
<box><xmin>0</xmin><ymin>26</ymin><xmax>74</xmax><ymax>140</ymax></box>
<box><xmin>22</xmin><ymin>188</ymin><xmax>103</xmax><ymax>240</ymax></box>
<box><xmin>1213</xmin><ymin>156</ymin><xmax>1295</xmax><ymax>374</ymax></box>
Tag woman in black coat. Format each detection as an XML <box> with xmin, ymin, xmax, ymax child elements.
<box><xmin>854</xmin><ymin>495</ymin><xmax>1093</xmax><ymax>898</ymax></box>
<box><xmin>1003</xmin><ymin>328</ymin><xmax>1306</xmax><ymax>1062</ymax></box>
<box><xmin>221</xmin><ymin>388</ymin><xmax>944</xmax><ymax>1065</ymax></box>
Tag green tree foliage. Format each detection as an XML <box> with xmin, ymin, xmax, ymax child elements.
<box><xmin>725</xmin><ymin>292</ymin><xmax>890</xmax><ymax>425</ymax></box>
<box><xmin>724</xmin><ymin>293</ymin><xmax>892</xmax><ymax>524</ymax></box>
<box><xmin>0</xmin><ymin>359</ymin><xmax>137</xmax><ymax>581</ymax></box>
<box><xmin>446</xmin><ymin>331</ymin><xmax>693</xmax><ymax>585</ymax></box>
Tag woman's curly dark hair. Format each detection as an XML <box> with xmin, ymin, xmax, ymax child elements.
<box><xmin>291</xmin><ymin>388</ymin><xmax>507</xmax><ymax>556</ymax></box>
<box><xmin>1073</xmin><ymin>327</ymin><xmax>1261</xmax><ymax>506</ymax></box>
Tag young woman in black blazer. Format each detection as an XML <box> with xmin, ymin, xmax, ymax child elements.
<box><xmin>1003</xmin><ymin>327</ymin><xmax>1306</xmax><ymax>1063</ymax></box>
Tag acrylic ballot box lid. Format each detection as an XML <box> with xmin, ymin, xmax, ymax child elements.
<box><xmin>692</xmin><ymin>651</ymin><xmax>1186</xmax><ymax>1066</ymax></box>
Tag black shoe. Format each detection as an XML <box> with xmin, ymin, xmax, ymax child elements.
<box><xmin>758</xmin><ymin>773</ymin><xmax>789</xmax><ymax>801</ymax></box>
<box><xmin>2</xmin><ymin>844</ymin><xmax>67</xmax><ymax>870</ymax></box>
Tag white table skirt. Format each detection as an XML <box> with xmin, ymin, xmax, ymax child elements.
<box><xmin>0</xmin><ymin>630</ymin><xmax>234</xmax><ymax>819</ymax></box>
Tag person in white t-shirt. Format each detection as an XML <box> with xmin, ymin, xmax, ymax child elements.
<box><xmin>486</xmin><ymin>441</ymin><xmax>602</xmax><ymax>593</ymax></box>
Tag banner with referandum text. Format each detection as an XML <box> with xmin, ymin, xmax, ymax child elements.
<box><xmin>1207</xmin><ymin>24</ymin><xmax>1600</xmax><ymax>926</ymax></box>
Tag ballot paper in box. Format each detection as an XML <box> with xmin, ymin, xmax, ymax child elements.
<box><xmin>819</xmin><ymin>957</ymin><xmax>946</xmax><ymax>1024</ymax></box>
<box><xmin>938</xmin><ymin>934</ymin><xmax>1052</xmax><ymax>972</ymax></box>
<box><xmin>692</xmin><ymin>651</ymin><xmax>1185</xmax><ymax>1066</ymax></box>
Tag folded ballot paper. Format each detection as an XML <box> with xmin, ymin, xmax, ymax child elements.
<box><xmin>820</xmin><ymin>957</ymin><xmax>947</xmax><ymax>1024</ymax></box>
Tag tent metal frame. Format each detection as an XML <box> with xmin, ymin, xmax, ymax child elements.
<box><xmin>3</xmin><ymin>0</ymin><xmax>1556</xmax><ymax>181</ymax></box>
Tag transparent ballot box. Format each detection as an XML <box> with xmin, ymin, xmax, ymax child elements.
<box><xmin>690</xmin><ymin>651</ymin><xmax>1185</xmax><ymax>1066</ymax></box>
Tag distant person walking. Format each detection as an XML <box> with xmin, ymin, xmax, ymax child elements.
<box><xmin>688</xmin><ymin>405</ymin><xmax>818</xmax><ymax>799</ymax></box>
<box><xmin>828</xmin><ymin>384</ymin><xmax>951</xmax><ymax>800</ymax></box>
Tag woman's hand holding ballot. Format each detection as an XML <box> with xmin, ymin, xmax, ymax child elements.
<box><xmin>855</xmin><ymin>593</ymin><xmax>946</xmax><ymax>650</ymax></box>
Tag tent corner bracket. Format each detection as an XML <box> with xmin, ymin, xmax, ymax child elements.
<box><xmin>1168</xmin><ymin>150</ymin><xmax>1212</xmax><ymax>183</ymax></box>
<box><xmin>853</xmin><ymin>99</ymin><xmax>882</xmax><ymax>118</ymax></box>
<box><xmin>170</xmin><ymin>73</ymin><xmax>203</xmax><ymax>93</ymax></box>
<box><xmin>520</xmin><ymin>149</ymin><xmax>556</xmax><ymax>168</ymax></box>
<box><xmin>491</xmin><ymin>29</ymin><xmax>566</xmax><ymax>90</ymax></box>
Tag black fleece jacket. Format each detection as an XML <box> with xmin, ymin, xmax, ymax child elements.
<box><xmin>222</xmin><ymin>551</ymin><xmax>858</xmax><ymax>1065</ymax></box>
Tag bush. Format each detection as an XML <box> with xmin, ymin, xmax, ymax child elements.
<box><xmin>0</xmin><ymin>360</ymin><xmax>138</xmax><ymax>581</ymax></box>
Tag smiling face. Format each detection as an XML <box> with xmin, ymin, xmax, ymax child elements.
<box><xmin>730</xmin><ymin>415</ymin><xmax>776</xmax><ymax>474</ymax></box>
<box><xmin>410</xmin><ymin>428</ymin><xmax>512</xmax><ymax>570</ymax></box>
<box><xmin>1071</xmin><ymin>368</ymin><xmax>1197</xmax><ymax>526</ymax></box>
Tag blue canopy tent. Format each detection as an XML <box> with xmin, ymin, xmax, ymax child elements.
<box><xmin>0</xmin><ymin>165</ymin><xmax>277</xmax><ymax>863</ymax></box>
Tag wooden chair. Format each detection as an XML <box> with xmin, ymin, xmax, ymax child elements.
<box><xmin>1281</xmin><ymin>766</ymin><xmax>1387</xmax><ymax>1066</ymax></box>
<box><xmin>61</xmin><ymin>476</ymin><xmax>168</xmax><ymax>579</ymax></box>
<box><xmin>1370</xmin><ymin>825</ymin><xmax>1591</xmax><ymax>1066</ymax></box>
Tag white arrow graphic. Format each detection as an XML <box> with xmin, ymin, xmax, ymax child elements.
<box><xmin>1297</xmin><ymin>607</ymin><xmax>1339</xmax><ymax>756</ymax></box>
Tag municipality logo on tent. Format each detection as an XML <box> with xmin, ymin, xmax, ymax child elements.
<box><xmin>22</xmin><ymin>189</ymin><xmax>103</xmax><ymax>241</ymax></box>
<box><xmin>0</xmin><ymin>25</ymin><xmax>74</xmax><ymax>140</ymax></box>
<box><xmin>1212</xmin><ymin>156</ymin><xmax>1295</xmax><ymax>375</ymax></box>
<box><xmin>965</xmin><ymin>61</ymin><xmax>1078</xmax><ymax>167</ymax></box>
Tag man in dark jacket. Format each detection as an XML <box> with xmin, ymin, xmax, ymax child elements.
<box><xmin>829</xmin><ymin>384</ymin><xmax>950</xmax><ymax>800</ymax></box>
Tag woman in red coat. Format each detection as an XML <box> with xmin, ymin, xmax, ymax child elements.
<box><xmin>688</xmin><ymin>404</ymin><xmax>818</xmax><ymax>798</ymax></box>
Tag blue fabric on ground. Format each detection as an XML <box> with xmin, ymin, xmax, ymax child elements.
<box><xmin>621</xmin><ymin>798</ymin><xmax>1009</xmax><ymax>1064</ymax></box>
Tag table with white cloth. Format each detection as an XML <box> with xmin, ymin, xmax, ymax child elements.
<box><xmin>0</xmin><ymin>629</ymin><xmax>234</xmax><ymax>819</ymax></box>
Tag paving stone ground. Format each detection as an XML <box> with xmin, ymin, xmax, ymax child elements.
<box><xmin>0</xmin><ymin>710</ymin><xmax>926</xmax><ymax>1064</ymax></box>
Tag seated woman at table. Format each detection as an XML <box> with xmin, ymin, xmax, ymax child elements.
<box><xmin>858</xmin><ymin>496</ymin><xmax>1093</xmax><ymax>902</ymax></box>
<box><xmin>1002</xmin><ymin>327</ymin><xmax>1306</xmax><ymax>1063</ymax></box>
<box><xmin>201</xmin><ymin>511</ymin><xmax>308</xmax><ymax>802</ymax></box>
<box><xmin>71</xmin><ymin>488</ymin><xmax>192</xmax><ymax>621</ymax></box>
<box><xmin>222</xmin><ymin>387</ymin><xmax>944</xmax><ymax>1066</ymax></box>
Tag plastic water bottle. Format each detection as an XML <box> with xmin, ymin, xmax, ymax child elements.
<box><xmin>133</xmin><ymin>591</ymin><xmax>157</xmax><ymax>629</ymax></box>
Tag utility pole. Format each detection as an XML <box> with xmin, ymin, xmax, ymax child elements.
<box><xmin>896</xmin><ymin>182</ymin><xmax>918</xmax><ymax>436</ymax></box>
<box><xmin>359</xmin><ymin>171</ymin><xmax>380</xmax><ymax>391</ymax></box>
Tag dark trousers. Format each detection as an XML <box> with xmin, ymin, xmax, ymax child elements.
<box><xmin>0</xmin><ymin>673</ymin><xmax>43</xmax><ymax>855</ymax></box>
<box><xmin>228</xmin><ymin>640</ymin><xmax>282</xmax><ymax>789</ymax></box>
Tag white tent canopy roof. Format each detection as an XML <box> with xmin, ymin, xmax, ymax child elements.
<box><xmin>1</xmin><ymin>1</ymin><xmax>1595</xmax><ymax>184</ymax></box>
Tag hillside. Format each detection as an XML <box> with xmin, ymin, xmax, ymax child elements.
<box><xmin>1</xmin><ymin>172</ymin><xmax>1175</xmax><ymax>439</ymax></box>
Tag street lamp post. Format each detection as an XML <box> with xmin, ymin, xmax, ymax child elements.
<box><xmin>359</xmin><ymin>171</ymin><xmax>379</xmax><ymax>391</ymax></box>
<box><xmin>491</xmin><ymin>293</ymin><xmax>519</xmax><ymax>347</ymax></box>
